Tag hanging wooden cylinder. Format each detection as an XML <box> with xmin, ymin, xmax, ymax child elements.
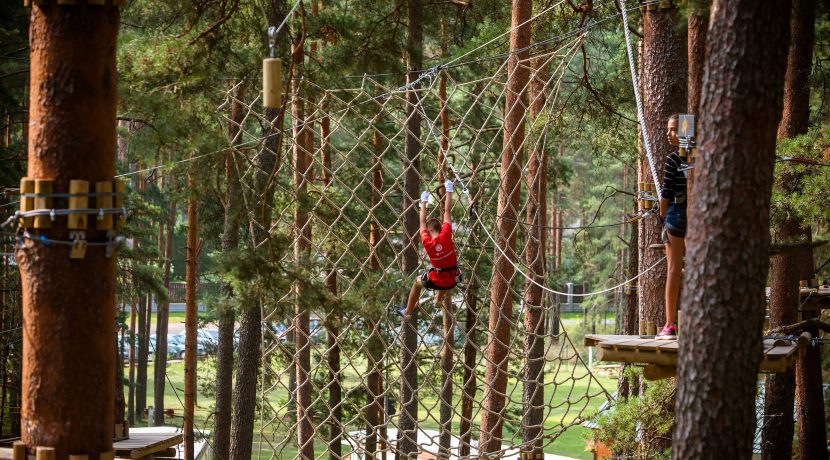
<box><xmin>263</xmin><ymin>58</ymin><xmax>282</xmax><ymax>109</ymax></box>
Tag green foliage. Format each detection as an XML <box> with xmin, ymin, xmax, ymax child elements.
<box><xmin>591</xmin><ymin>371</ymin><xmax>675</xmax><ymax>459</ymax></box>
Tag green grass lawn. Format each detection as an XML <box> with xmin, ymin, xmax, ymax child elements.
<box><xmin>129</xmin><ymin>350</ymin><xmax>613</xmax><ymax>460</ymax></box>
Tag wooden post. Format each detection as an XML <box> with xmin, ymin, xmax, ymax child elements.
<box><xmin>18</xmin><ymin>3</ymin><xmax>119</xmax><ymax>459</ymax></box>
<box><xmin>183</xmin><ymin>165</ymin><xmax>199</xmax><ymax>460</ymax></box>
<box><xmin>479</xmin><ymin>0</ymin><xmax>531</xmax><ymax>453</ymax></box>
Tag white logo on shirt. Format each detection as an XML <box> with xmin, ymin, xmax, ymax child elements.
<box><xmin>435</xmin><ymin>243</ymin><xmax>443</xmax><ymax>253</ymax></box>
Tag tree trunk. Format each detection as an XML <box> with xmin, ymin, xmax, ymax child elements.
<box><xmin>637</xmin><ymin>4</ymin><xmax>687</xmax><ymax>327</ymax></box>
<box><xmin>479</xmin><ymin>0</ymin><xmax>531</xmax><ymax>453</ymax></box>
<box><xmin>365</xmin><ymin>126</ymin><xmax>384</xmax><ymax>460</ymax></box>
<box><xmin>521</xmin><ymin>52</ymin><xmax>548</xmax><ymax>457</ymax></box>
<box><xmin>18</xmin><ymin>4</ymin><xmax>119</xmax><ymax>458</ymax></box>
<box><xmin>687</xmin><ymin>1</ymin><xmax>708</xmax><ymax>116</ymax></box>
<box><xmin>396</xmin><ymin>0</ymin><xmax>423</xmax><ymax>457</ymax></box>
<box><xmin>672</xmin><ymin>1</ymin><xmax>791</xmax><ymax>457</ymax></box>
<box><xmin>618</xmin><ymin>190</ymin><xmax>639</xmax><ymax>403</ymax></box>
<box><xmin>459</xmin><ymin>195</ymin><xmax>480</xmax><ymax>457</ymax></box>
<box><xmin>321</xmin><ymin>100</ymin><xmax>342</xmax><ymax>460</ymax></box>
<box><xmin>764</xmin><ymin>1</ymin><xmax>818</xmax><ymax>458</ymax></box>
<box><xmin>128</xmin><ymin>299</ymin><xmax>136</xmax><ymax>426</ymax></box>
<box><xmin>183</xmin><ymin>167</ymin><xmax>199</xmax><ymax>460</ymax></box>
<box><xmin>153</xmin><ymin>198</ymin><xmax>175</xmax><ymax>426</ymax></box>
<box><xmin>292</xmin><ymin>23</ymin><xmax>314</xmax><ymax>459</ymax></box>
<box><xmin>136</xmin><ymin>295</ymin><xmax>148</xmax><ymax>423</ymax></box>
<box><xmin>115</xmin><ymin>330</ymin><xmax>126</xmax><ymax>436</ymax></box>
<box><xmin>214</xmin><ymin>82</ymin><xmax>245</xmax><ymax>460</ymax></box>
<box><xmin>228</xmin><ymin>3</ymin><xmax>287</xmax><ymax>458</ymax></box>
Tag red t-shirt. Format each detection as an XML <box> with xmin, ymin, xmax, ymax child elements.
<box><xmin>420</xmin><ymin>222</ymin><xmax>458</xmax><ymax>286</ymax></box>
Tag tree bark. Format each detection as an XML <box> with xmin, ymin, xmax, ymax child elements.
<box><xmin>764</xmin><ymin>1</ymin><xmax>818</xmax><ymax>458</ymax></box>
<box><xmin>19</xmin><ymin>4</ymin><xmax>119</xmax><ymax>458</ymax></box>
<box><xmin>479</xmin><ymin>0</ymin><xmax>530</xmax><ymax>453</ymax></box>
<box><xmin>292</xmin><ymin>22</ymin><xmax>314</xmax><ymax>459</ymax></box>
<box><xmin>183</xmin><ymin>168</ymin><xmax>199</xmax><ymax>460</ymax></box>
<box><xmin>396</xmin><ymin>0</ymin><xmax>422</xmax><ymax>457</ymax></box>
<box><xmin>321</xmin><ymin>98</ymin><xmax>342</xmax><ymax>460</ymax></box>
<box><xmin>128</xmin><ymin>299</ymin><xmax>136</xmax><ymax>426</ymax></box>
<box><xmin>228</xmin><ymin>2</ymin><xmax>287</xmax><ymax>458</ymax></box>
<box><xmin>365</xmin><ymin>126</ymin><xmax>384</xmax><ymax>460</ymax></box>
<box><xmin>521</xmin><ymin>53</ymin><xmax>548</xmax><ymax>457</ymax></box>
<box><xmin>214</xmin><ymin>82</ymin><xmax>245</xmax><ymax>460</ymax></box>
<box><xmin>459</xmin><ymin>194</ymin><xmax>480</xmax><ymax>457</ymax></box>
<box><xmin>153</xmin><ymin>198</ymin><xmax>175</xmax><ymax>426</ymax></box>
<box><xmin>637</xmin><ymin>4</ymin><xmax>687</xmax><ymax>327</ymax></box>
<box><xmin>687</xmin><ymin>1</ymin><xmax>708</xmax><ymax>116</ymax></box>
<box><xmin>136</xmin><ymin>295</ymin><xmax>148</xmax><ymax>423</ymax></box>
<box><xmin>672</xmin><ymin>1</ymin><xmax>791</xmax><ymax>457</ymax></box>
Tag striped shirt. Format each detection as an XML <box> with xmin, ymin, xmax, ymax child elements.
<box><xmin>661</xmin><ymin>151</ymin><xmax>687</xmax><ymax>201</ymax></box>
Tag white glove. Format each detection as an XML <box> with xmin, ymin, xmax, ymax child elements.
<box><xmin>445</xmin><ymin>180</ymin><xmax>454</xmax><ymax>193</ymax></box>
<box><xmin>421</xmin><ymin>191</ymin><xmax>431</xmax><ymax>203</ymax></box>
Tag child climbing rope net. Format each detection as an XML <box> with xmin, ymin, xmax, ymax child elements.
<box><xmin>397</xmin><ymin>179</ymin><xmax>464</xmax><ymax>319</ymax></box>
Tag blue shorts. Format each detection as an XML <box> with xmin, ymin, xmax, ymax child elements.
<box><xmin>665</xmin><ymin>202</ymin><xmax>686</xmax><ymax>238</ymax></box>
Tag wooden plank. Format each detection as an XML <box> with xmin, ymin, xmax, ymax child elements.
<box><xmin>655</xmin><ymin>341</ymin><xmax>679</xmax><ymax>351</ymax></box>
<box><xmin>642</xmin><ymin>364</ymin><xmax>676</xmax><ymax>380</ymax></box>
<box><xmin>598</xmin><ymin>347</ymin><xmax>677</xmax><ymax>367</ymax></box>
<box><xmin>113</xmin><ymin>434</ymin><xmax>182</xmax><ymax>460</ymax></box>
<box><xmin>764</xmin><ymin>345</ymin><xmax>797</xmax><ymax>359</ymax></box>
<box><xmin>583</xmin><ymin>334</ymin><xmax>630</xmax><ymax>347</ymax></box>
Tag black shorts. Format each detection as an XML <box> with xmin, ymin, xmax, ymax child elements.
<box><xmin>420</xmin><ymin>269</ymin><xmax>459</xmax><ymax>291</ymax></box>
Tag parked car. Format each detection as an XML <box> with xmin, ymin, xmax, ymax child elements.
<box><xmin>168</xmin><ymin>329</ymin><xmax>220</xmax><ymax>359</ymax></box>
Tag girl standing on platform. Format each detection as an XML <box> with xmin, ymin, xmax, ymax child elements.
<box><xmin>657</xmin><ymin>114</ymin><xmax>687</xmax><ymax>339</ymax></box>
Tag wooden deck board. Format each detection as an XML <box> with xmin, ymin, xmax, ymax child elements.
<box><xmin>114</xmin><ymin>433</ymin><xmax>182</xmax><ymax>459</ymax></box>
<box><xmin>585</xmin><ymin>334</ymin><xmax>800</xmax><ymax>374</ymax></box>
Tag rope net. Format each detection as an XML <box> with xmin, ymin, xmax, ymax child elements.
<box><xmin>217</xmin><ymin>24</ymin><xmax>626</xmax><ymax>459</ymax></box>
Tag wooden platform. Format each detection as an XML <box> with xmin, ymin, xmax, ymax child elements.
<box><xmin>584</xmin><ymin>334</ymin><xmax>801</xmax><ymax>379</ymax></box>
<box><xmin>797</xmin><ymin>287</ymin><xmax>830</xmax><ymax>311</ymax></box>
<box><xmin>113</xmin><ymin>432</ymin><xmax>182</xmax><ymax>459</ymax></box>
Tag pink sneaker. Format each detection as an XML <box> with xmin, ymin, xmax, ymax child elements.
<box><xmin>656</xmin><ymin>324</ymin><xmax>677</xmax><ymax>340</ymax></box>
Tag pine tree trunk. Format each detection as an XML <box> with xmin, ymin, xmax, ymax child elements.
<box><xmin>673</xmin><ymin>1</ymin><xmax>791</xmax><ymax>457</ymax></box>
<box><xmin>153</xmin><ymin>198</ymin><xmax>175</xmax><ymax>426</ymax></box>
<box><xmin>479</xmin><ymin>0</ymin><xmax>531</xmax><ymax>453</ymax></box>
<box><xmin>183</xmin><ymin>169</ymin><xmax>199</xmax><ymax>460</ymax></box>
<box><xmin>637</xmin><ymin>4</ymin><xmax>687</xmax><ymax>327</ymax></box>
<box><xmin>228</xmin><ymin>3</ymin><xmax>287</xmax><ymax>458</ymax></box>
<box><xmin>321</xmin><ymin>102</ymin><xmax>342</xmax><ymax>460</ymax></box>
<box><xmin>214</xmin><ymin>82</ymin><xmax>245</xmax><ymax>460</ymax></box>
<box><xmin>18</xmin><ymin>4</ymin><xmax>119</xmax><ymax>457</ymax></box>
<box><xmin>521</xmin><ymin>53</ymin><xmax>548</xmax><ymax>457</ymax></box>
<box><xmin>458</xmin><ymin>203</ymin><xmax>480</xmax><ymax>457</ymax></box>
<box><xmin>128</xmin><ymin>299</ymin><xmax>136</xmax><ymax>426</ymax></box>
<box><xmin>396</xmin><ymin>0</ymin><xmax>423</xmax><ymax>457</ymax></box>
<box><xmin>136</xmin><ymin>295</ymin><xmax>148</xmax><ymax>422</ymax></box>
<box><xmin>764</xmin><ymin>1</ymin><xmax>818</xmax><ymax>457</ymax></box>
<box><xmin>687</xmin><ymin>1</ymin><xmax>708</xmax><ymax>116</ymax></box>
<box><xmin>365</xmin><ymin>126</ymin><xmax>384</xmax><ymax>460</ymax></box>
<box><xmin>292</xmin><ymin>26</ymin><xmax>314</xmax><ymax>459</ymax></box>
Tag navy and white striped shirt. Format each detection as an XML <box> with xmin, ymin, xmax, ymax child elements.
<box><xmin>661</xmin><ymin>151</ymin><xmax>687</xmax><ymax>201</ymax></box>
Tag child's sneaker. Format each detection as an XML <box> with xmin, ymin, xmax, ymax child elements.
<box><xmin>655</xmin><ymin>324</ymin><xmax>677</xmax><ymax>340</ymax></box>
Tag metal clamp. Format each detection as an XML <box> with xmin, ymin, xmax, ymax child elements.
<box><xmin>69</xmin><ymin>231</ymin><xmax>87</xmax><ymax>259</ymax></box>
